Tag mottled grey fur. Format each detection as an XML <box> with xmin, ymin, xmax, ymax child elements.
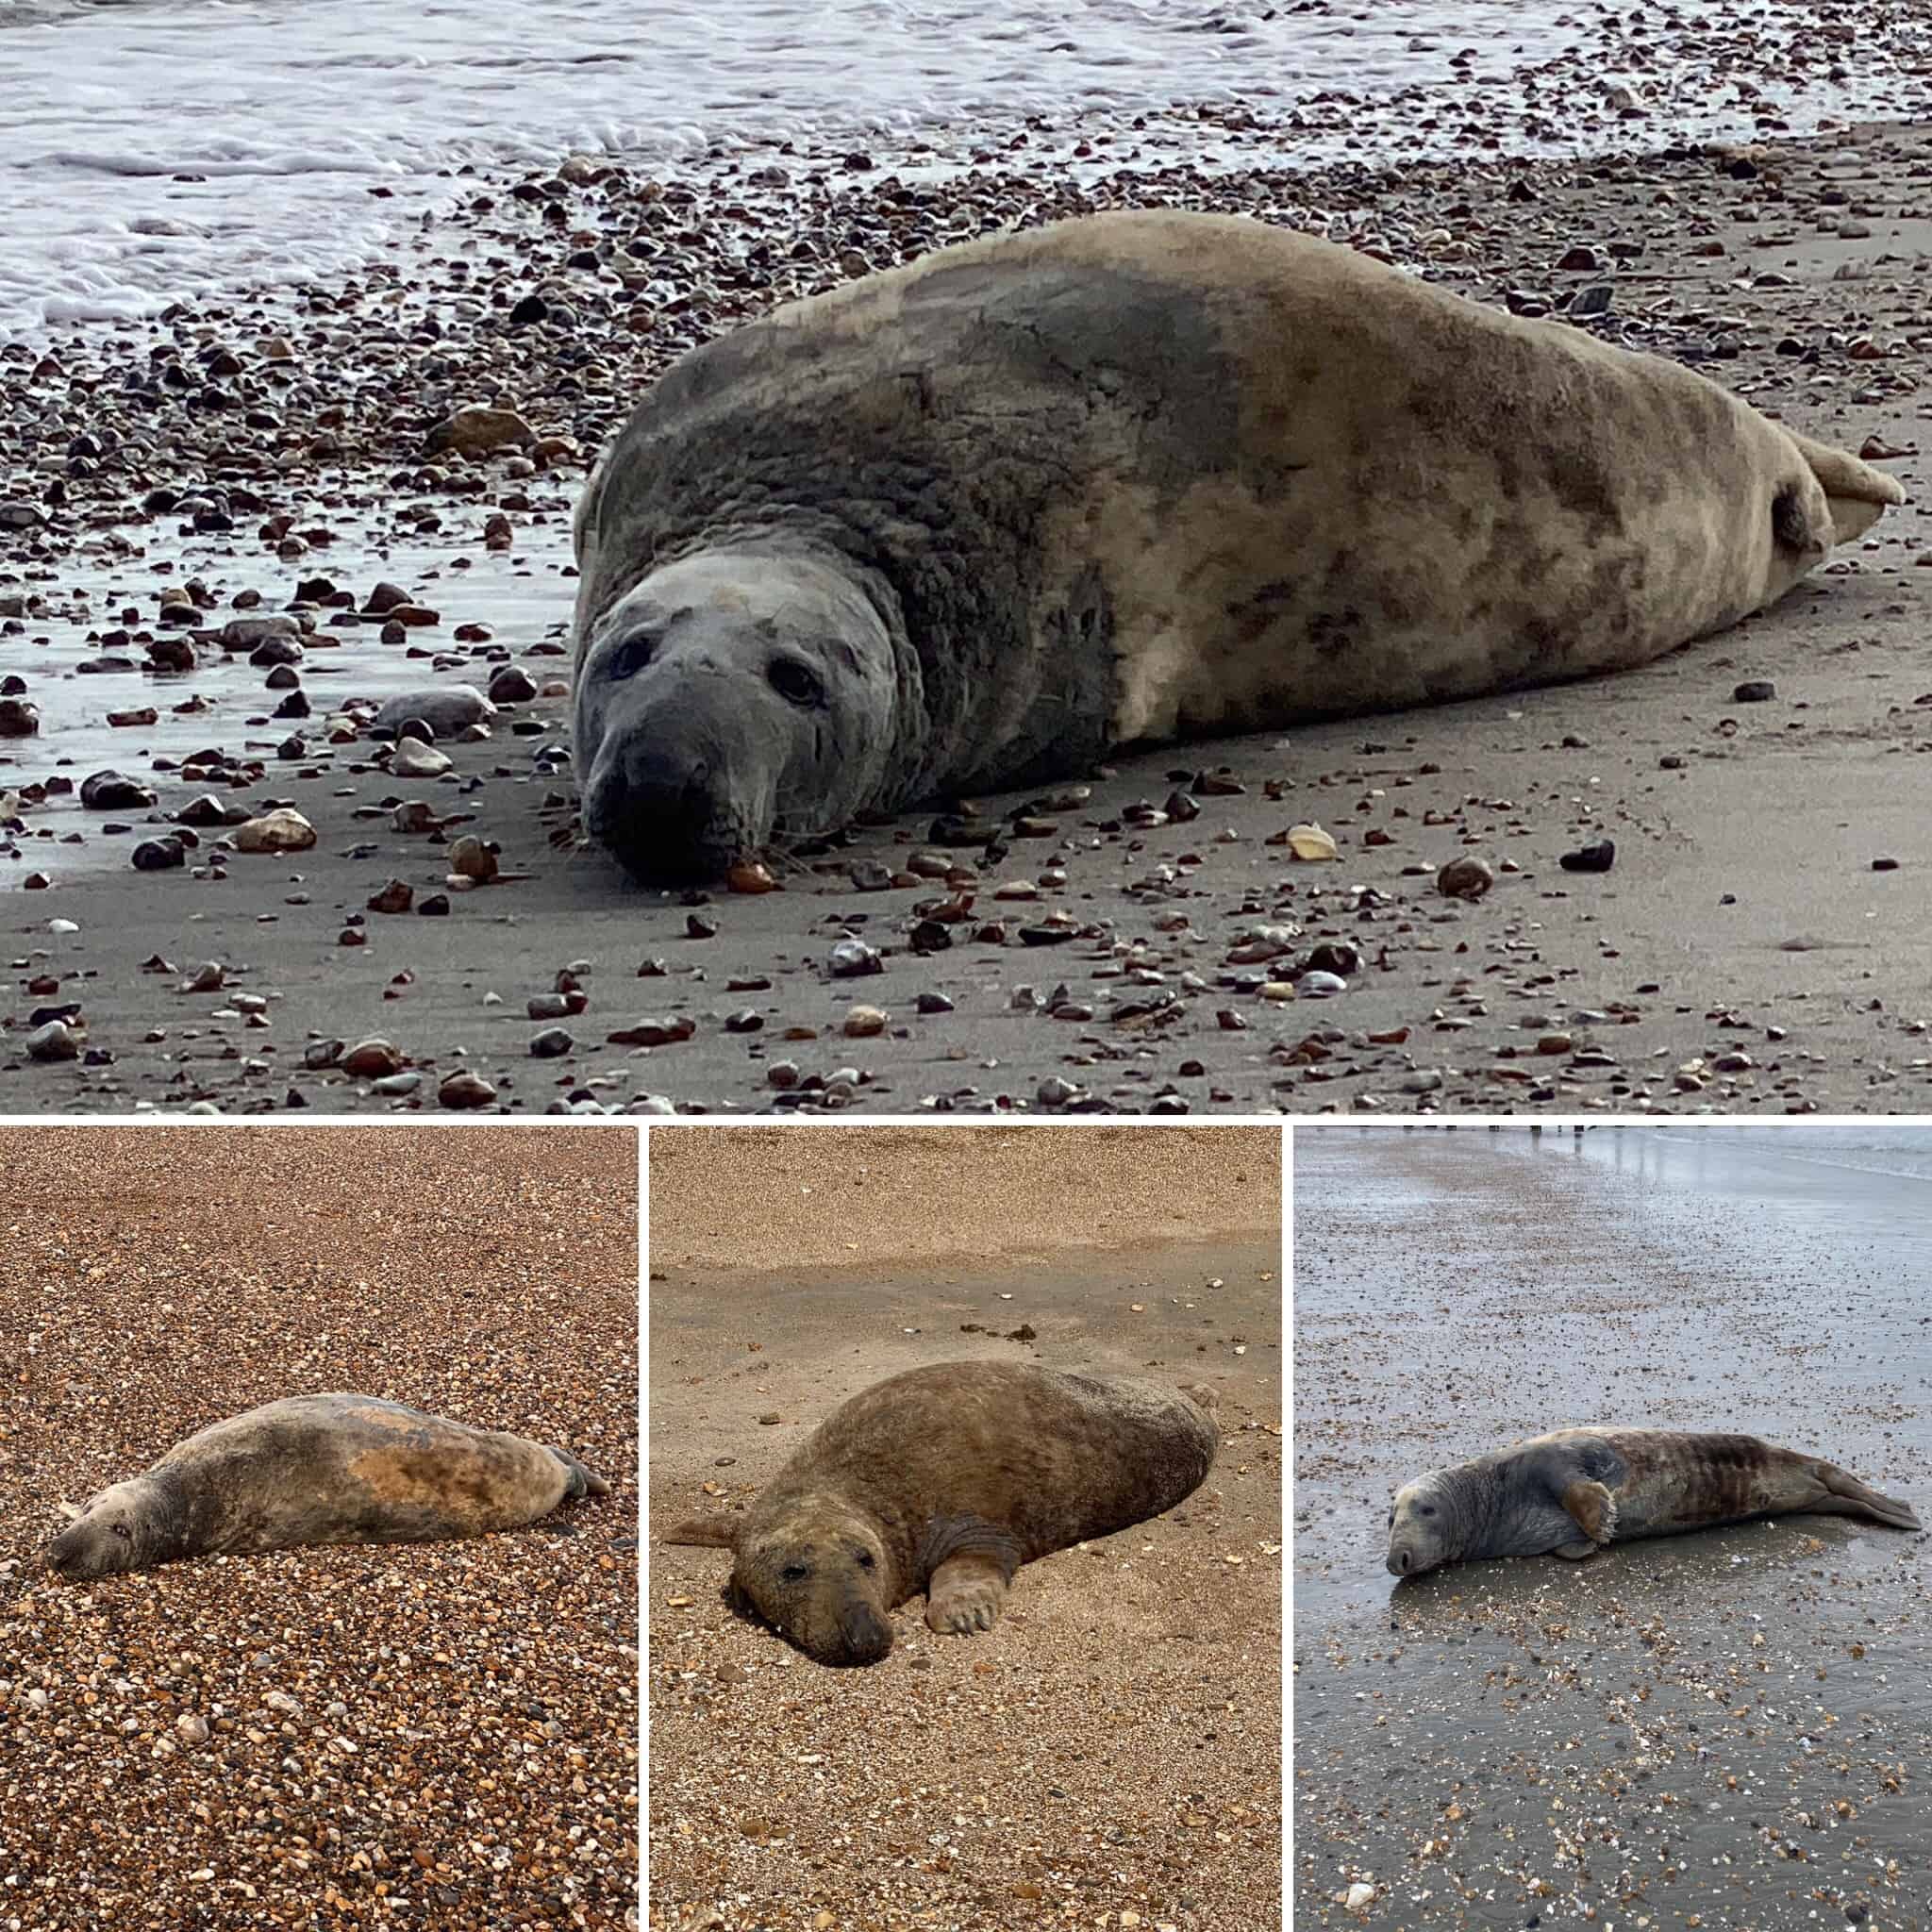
<box><xmin>1388</xmin><ymin>1427</ymin><xmax>1921</xmax><ymax>1577</ymax></box>
<box><xmin>571</xmin><ymin>208</ymin><xmax>1903</xmax><ymax>882</ymax></box>
<box><xmin>662</xmin><ymin>1361</ymin><xmax>1219</xmax><ymax>1665</ymax></box>
<box><xmin>44</xmin><ymin>1393</ymin><xmax>610</xmax><ymax>1581</ymax></box>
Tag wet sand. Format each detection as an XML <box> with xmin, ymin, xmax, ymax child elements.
<box><xmin>646</xmin><ymin>1125</ymin><xmax>1282</xmax><ymax>1931</ymax></box>
<box><xmin>0</xmin><ymin>1124</ymin><xmax>640</xmax><ymax>1931</ymax></box>
<box><xmin>1293</xmin><ymin>1127</ymin><xmax>1930</xmax><ymax>1929</ymax></box>
<box><xmin>4</xmin><ymin>123</ymin><xmax>1931</xmax><ymax>1114</ymax></box>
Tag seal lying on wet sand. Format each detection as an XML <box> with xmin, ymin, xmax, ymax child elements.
<box><xmin>1386</xmin><ymin>1427</ymin><xmax>1921</xmax><ymax>1576</ymax></box>
<box><xmin>662</xmin><ymin>1361</ymin><xmax>1219</xmax><ymax>1664</ymax></box>
<box><xmin>44</xmin><ymin>1394</ymin><xmax>610</xmax><ymax>1580</ymax></box>
<box><xmin>571</xmin><ymin>208</ymin><xmax>1905</xmax><ymax>882</ymax></box>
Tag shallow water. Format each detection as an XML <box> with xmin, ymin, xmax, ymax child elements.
<box><xmin>5</xmin><ymin>0</ymin><xmax>1932</xmax><ymax>337</ymax></box>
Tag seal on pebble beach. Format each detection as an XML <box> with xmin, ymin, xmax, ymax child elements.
<box><xmin>570</xmin><ymin>208</ymin><xmax>1905</xmax><ymax>882</ymax></box>
<box><xmin>1386</xmin><ymin>1427</ymin><xmax>1921</xmax><ymax>1576</ymax></box>
<box><xmin>43</xmin><ymin>1394</ymin><xmax>610</xmax><ymax>1580</ymax></box>
<box><xmin>661</xmin><ymin>1360</ymin><xmax>1219</xmax><ymax>1664</ymax></box>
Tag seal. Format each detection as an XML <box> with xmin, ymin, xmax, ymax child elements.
<box><xmin>661</xmin><ymin>1361</ymin><xmax>1219</xmax><ymax>1664</ymax></box>
<box><xmin>1386</xmin><ymin>1427</ymin><xmax>1921</xmax><ymax>1576</ymax></box>
<box><xmin>570</xmin><ymin>208</ymin><xmax>1905</xmax><ymax>882</ymax></box>
<box><xmin>43</xmin><ymin>1393</ymin><xmax>610</xmax><ymax>1580</ymax></box>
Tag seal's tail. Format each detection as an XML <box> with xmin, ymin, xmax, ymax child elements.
<box><xmin>1789</xmin><ymin>428</ymin><xmax>1907</xmax><ymax>544</ymax></box>
<box><xmin>554</xmin><ymin>1449</ymin><xmax>612</xmax><ymax>1500</ymax></box>
<box><xmin>1811</xmin><ymin>1462</ymin><xmax>1921</xmax><ymax>1531</ymax></box>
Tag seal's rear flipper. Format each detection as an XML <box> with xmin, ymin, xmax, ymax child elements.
<box><xmin>662</xmin><ymin>1516</ymin><xmax>741</xmax><ymax>1548</ymax></box>
<box><xmin>1788</xmin><ymin>428</ymin><xmax>1907</xmax><ymax>543</ymax></box>
<box><xmin>550</xmin><ymin>1448</ymin><xmax>611</xmax><ymax>1500</ymax></box>
<box><xmin>1809</xmin><ymin>1464</ymin><xmax>1921</xmax><ymax>1531</ymax></box>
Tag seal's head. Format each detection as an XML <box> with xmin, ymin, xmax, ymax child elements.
<box><xmin>43</xmin><ymin>1478</ymin><xmax>169</xmax><ymax>1581</ymax></box>
<box><xmin>729</xmin><ymin>1500</ymin><xmax>896</xmax><ymax>1666</ymax></box>
<box><xmin>573</xmin><ymin>547</ymin><xmax>902</xmax><ymax>885</ymax></box>
<box><xmin>1386</xmin><ymin>1474</ymin><xmax>1457</xmax><ymax>1578</ymax></box>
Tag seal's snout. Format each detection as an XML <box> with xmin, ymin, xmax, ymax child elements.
<box><xmin>831</xmin><ymin>1597</ymin><xmax>893</xmax><ymax>1666</ymax></box>
<box><xmin>585</xmin><ymin>746</ymin><xmax>758</xmax><ymax>886</ymax></box>
<box><xmin>1387</xmin><ymin>1547</ymin><xmax>1414</xmax><ymax>1577</ymax></box>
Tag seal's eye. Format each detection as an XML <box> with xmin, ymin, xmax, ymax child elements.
<box><xmin>110</xmin><ymin>1524</ymin><xmax>131</xmax><ymax>1541</ymax></box>
<box><xmin>780</xmin><ymin>1563</ymin><xmax>809</xmax><ymax>1584</ymax></box>
<box><xmin>608</xmin><ymin>630</ymin><xmax>657</xmax><ymax>681</ymax></box>
<box><xmin>768</xmin><ymin>658</ymin><xmax>824</xmax><ymax>708</ymax></box>
<box><xmin>1419</xmin><ymin>1505</ymin><xmax>1436</xmax><ymax>1518</ymax></box>
<box><xmin>856</xmin><ymin>1550</ymin><xmax>876</xmax><ymax>1571</ymax></box>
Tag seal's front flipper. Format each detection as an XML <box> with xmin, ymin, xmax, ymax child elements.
<box><xmin>1552</xmin><ymin>1540</ymin><xmax>1601</xmax><ymax>1561</ymax></box>
<box><xmin>1560</xmin><ymin>1477</ymin><xmax>1619</xmax><ymax>1546</ymax></box>
<box><xmin>662</xmin><ymin>1516</ymin><xmax>740</xmax><ymax>1548</ymax></box>
<box><xmin>550</xmin><ymin>1447</ymin><xmax>611</xmax><ymax>1500</ymax></box>
<box><xmin>925</xmin><ymin>1551</ymin><xmax>1012</xmax><ymax>1636</ymax></box>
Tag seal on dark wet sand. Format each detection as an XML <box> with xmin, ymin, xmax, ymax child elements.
<box><xmin>1386</xmin><ymin>1427</ymin><xmax>1921</xmax><ymax>1576</ymax></box>
<box><xmin>570</xmin><ymin>208</ymin><xmax>1905</xmax><ymax>882</ymax></box>
<box><xmin>661</xmin><ymin>1361</ymin><xmax>1219</xmax><ymax>1664</ymax></box>
<box><xmin>43</xmin><ymin>1394</ymin><xmax>610</xmax><ymax>1580</ymax></box>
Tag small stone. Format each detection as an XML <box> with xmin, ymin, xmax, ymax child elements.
<box><xmin>448</xmin><ymin>836</ymin><xmax>500</xmax><ymax>883</ymax></box>
<box><xmin>373</xmin><ymin>686</ymin><xmax>494</xmax><ymax>739</ymax></box>
<box><xmin>828</xmin><ymin>937</ymin><xmax>883</xmax><ymax>978</ymax></box>
<box><xmin>341</xmin><ymin>1038</ymin><xmax>404</xmax><ymax>1078</ymax></box>
<box><xmin>175</xmin><ymin>1714</ymin><xmax>209</xmax><ymax>1745</ymax></box>
<box><xmin>80</xmin><ymin>770</ymin><xmax>156</xmax><ymax>811</ymax></box>
<box><xmin>1436</xmin><ymin>856</ymin><xmax>1494</xmax><ymax>900</ymax></box>
<box><xmin>529</xmin><ymin>1026</ymin><xmax>574</xmax><ymax>1058</ymax></box>
<box><xmin>1037</xmin><ymin>1075</ymin><xmax>1080</xmax><ymax>1108</ymax></box>
<box><xmin>1558</xmin><ymin>840</ymin><xmax>1617</xmax><ymax>874</ymax></box>
<box><xmin>1733</xmin><ymin>679</ymin><xmax>1776</xmax><ymax>703</ymax></box>
<box><xmin>0</xmin><ymin>697</ymin><xmax>41</xmax><ymax>738</ymax></box>
<box><xmin>726</xmin><ymin>860</ymin><xmax>779</xmax><ymax>894</ymax></box>
<box><xmin>843</xmin><ymin>1005</ymin><xmax>889</xmax><ymax>1038</ymax></box>
<box><xmin>1286</xmin><ymin>823</ymin><xmax>1340</xmax><ymax>861</ymax></box>
<box><xmin>230</xmin><ymin>808</ymin><xmax>316</xmax><ymax>854</ymax></box>
<box><xmin>1872</xmin><ymin>856</ymin><xmax>1901</xmax><ymax>873</ymax></box>
<box><xmin>391</xmin><ymin>739</ymin><xmax>453</xmax><ymax>779</ymax></box>
<box><xmin>367</xmin><ymin>879</ymin><xmax>413</xmax><ymax>915</ymax></box>
<box><xmin>25</xmin><ymin>1020</ymin><xmax>78</xmax><ymax>1063</ymax></box>
<box><xmin>423</xmin><ymin>406</ymin><xmax>536</xmax><ymax>458</ymax></box>
<box><xmin>132</xmin><ymin>838</ymin><xmax>186</xmax><ymax>873</ymax></box>
<box><xmin>437</xmin><ymin>1070</ymin><xmax>498</xmax><ymax>1109</ymax></box>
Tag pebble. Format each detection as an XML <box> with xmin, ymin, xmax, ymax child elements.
<box><xmin>391</xmin><ymin>739</ymin><xmax>454</xmax><ymax>779</ymax></box>
<box><xmin>229</xmin><ymin>808</ymin><xmax>317</xmax><ymax>854</ymax></box>
<box><xmin>1436</xmin><ymin>856</ymin><xmax>1494</xmax><ymax>900</ymax></box>
<box><xmin>1559</xmin><ymin>840</ymin><xmax>1617</xmax><ymax>874</ymax></box>
<box><xmin>828</xmin><ymin>937</ymin><xmax>883</xmax><ymax>977</ymax></box>
<box><xmin>530</xmin><ymin>1026</ymin><xmax>575</xmax><ymax>1057</ymax></box>
<box><xmin>843</xmin><ymin>1004</ymin><xmax>889</xmax><ymax>1038</ymax></box>
<box><xmin>374</xmin><ymin>686</ymin><xmax>496</xmax><ymax>739</ymax></box>
<box><xmin>25</xmin><ymin>1020</ymin><xmax>78</xmax><ymax>1062</ymax></box>
<box><xmin>1732</xmin><ymin>678</ymin><xmax>1777</xmax><ymax>702</ymax></box>
<box><xmin>437</xmin><ymin>1070</ymin><xmax>498</xmax><ymax>1108</ymax></box>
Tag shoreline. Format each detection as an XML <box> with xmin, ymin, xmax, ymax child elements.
<box><xmin>4</xmin><ymin>121</ymin><xmax>1931</xmax><ymax>1114</ymax></box>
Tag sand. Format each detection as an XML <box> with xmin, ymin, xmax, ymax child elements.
<box><xmin>644</xmin><ymin>1124</ymin><xmax>1283</xmax><ymax>1931</ymax></box>
<box><xmin>1293</xmin><ymin>1127</ymin><xmax>1931</xmax><ymax>1930</ymax></box>
<box><xmin>4</xmin><ymin>124</ymin><xmax>1930</xmax><ymax>1116</ymax></box>
<box><xmin>0</xmin><ymin>1124</ymin><xmax>640</xmax><ymax>1931</ymax></box>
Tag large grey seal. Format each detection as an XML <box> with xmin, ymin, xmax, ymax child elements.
<box><xmin>43</xmin><ymin>1393</ymin><xmax>611</xmax><ymax>1580</ymax></box>
<box><xmin>570</xmin><ymin>208</ymin><xmax>1905</xmax><ymax>882</ymax></box>
<box><xmin>1386</xmin><ymin>1427</ymin><xmax>1920</xmax><ymax>1576</ymax></box>
<box><xmin>662</xmin><ymin>1360</ymin><xmax>1219</xmax><ymax>1665</ymax></box>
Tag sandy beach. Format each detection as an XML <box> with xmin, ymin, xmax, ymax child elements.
<box><xmin>645</xmin><ymin>1124</ymin><xmax>1283</xmax><ymax>1931</ymax></box>
<box><xmin>0</xmin><ymin>1124</ymin><xmax>640</xmax><ymax>1930</ymax></box>
<box><xmin>3</xmin><ymin>119</ymin><xmax>1930</xmax><ymax>1115</ymax></box>
<box><xmin>1293</xmin><ymin>1127</ymin><xmax>1931</xmax><ymax>1929</ymax></box>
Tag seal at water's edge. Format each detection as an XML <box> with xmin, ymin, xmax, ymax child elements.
<box><xmin>570</xmin><ymin>208</ymin><xmax>1905</xmax><ymax>882</ymax></box>
<box><xmin>661</xmin><ymin>1361</ymin><xmax>1219</xmax><ymax>1665</ymax></box>
<box><xmin>43</xmin><ymin>1394</ymin><xmax>611</xmax><ymax>1580</ymax></box>
<box><xmin>1386</xmin><ymin>1427</ymin><xmax>1921</xmax><ymax>1576</ymax></box>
